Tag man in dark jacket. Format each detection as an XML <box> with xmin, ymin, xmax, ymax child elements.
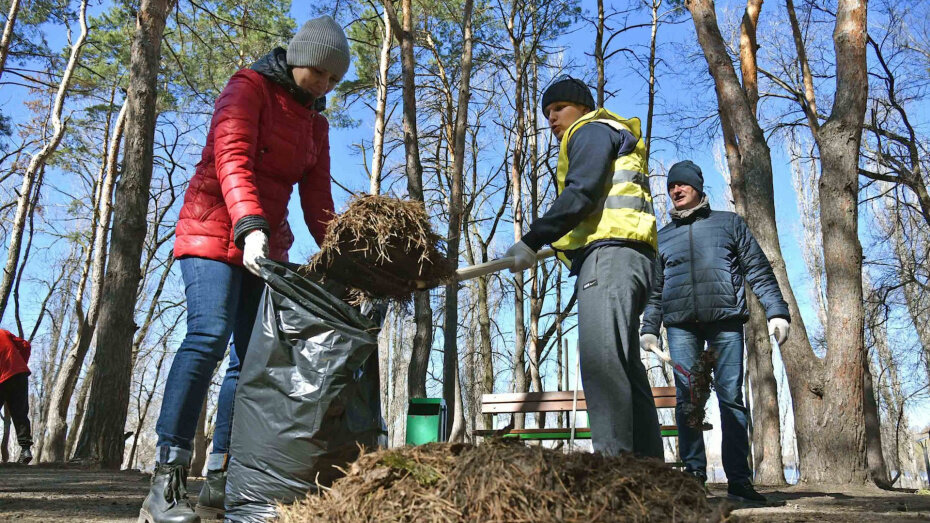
<box><xmin>0</xmin><ymin>329</ymin><xmax>33</xmax><ymax>464</ymax></box>
<box><xmin>505</xmin><ymin>76</ymin><xmax>662</xmax><ymax>458</ymax></box>
<box><xmin>640</xmin><ymin>160</ymin><xmax>790</xmax><ymax>503</ymax></box>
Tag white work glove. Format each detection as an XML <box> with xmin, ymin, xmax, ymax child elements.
<box><xmin>242</xmin><ymin>230</ymin><xmax>269</xmax><ymax>277</ymax></box>
<box><xmin>640</xmin><ymin>333</ymin><xmax>670</xmax><ymax>363</ymax></box>
<box><xmin>768</xmin><ymin>317</ymin><xmax>790</xmax><ymax>345</ymax></box>
<box><xmin>505</xmin><ymin>240</ymin><xmax>537</xmax><ymax>273</ymax></box>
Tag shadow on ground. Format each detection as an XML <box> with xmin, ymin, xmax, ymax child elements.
<box><xmin>0</xmin><ymin>463</ymin><xmax>202</xmax><ymax>522</ymax></box>
<box><xmin>707</xmin><ymin>483</ymin><xmax>930</xmax><ymax>522</ymax></box>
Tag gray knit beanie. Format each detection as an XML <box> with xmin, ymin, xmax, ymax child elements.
<box><xmin>287</xmin><ymin>16</ymin><xmax>351</xmax><ymax>80</ymax></box>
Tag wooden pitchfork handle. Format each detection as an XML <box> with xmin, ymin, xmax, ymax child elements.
<box><xmin>454</xmin><ymin>248</ymin><xmax>556</xmax><ymax>282</ymax></box>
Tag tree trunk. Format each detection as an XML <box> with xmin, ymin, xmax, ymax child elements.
<box><xmin>0</xmin><ymin>0</ymin><xmax>88</xmax><ymax>321</ymax></box>
<box><xmin>644</xmin><ymin>0</ymin><xmax>660</xmax><ymax>164</ymax></box>
<box><xmin>810</xmin><ymin>0</ymin><xmax>870</xmax><ymax>485</ymax></box>
<box><xmin>72</xmin><ymin>0</ymin><xmax>174</xmax><ymax>468</ymax></box>
<box><xmin>862</xmin><ymin>345</ymin><xmax>889</xmax><ymax>487</ymax></box>
<box><xmin>66</xmin><ymin>362</ymin><xmax>95</xmax><ymax>460</ymax></box>
<box><xmin>1</xmin><ymin>407</ymin><xmax>10</xmax><ymax>462</ymax></box>
<box><xmin>527</xmin><ymin>49</ymin><xmax>544</xmax><ymax>427</ymax></box>
<box><xmin>34</xmin><ymin>267</ymin><xmax>75</xmax><ymax>462</ymax></box>
<box><xmin>745</xmin><ymin>294</ymin><xmax>786</xmax><ymax>485</ymax></box>
<box><xmin>0</xmin><ymin>0</ymin><xmax>21</xmax><ymax>82</ymax></box>
<box><xmin>370</xmin><ymin>7</ymin><xmax>392</xmax><ymax>195</ymax></box>
<box><xmin>13</xmin><ymin>166</ymin><xmax>45</xmax><ymax>337</ymax></box>
<box><xmin>507</xmin><ymin>3</ymin><xmax>528</xmax><ymax>429</ymax></box>
<box><xmin>390</xmin><ymin>313</ymin><xmax>409</xmax><ymax>445</ymax></box>
<box><xmin>443</xmin><ymin>0</ymin><xmax>474</xmax><ymax>443</ymax></box>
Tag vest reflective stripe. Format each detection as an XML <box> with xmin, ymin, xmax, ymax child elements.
<box><xmin>551</xmin><ymin>108</ymin><xmax>658</xmax><ymax>269</ymax></box>
<box><xmin>606</xmin><ymin>195</ymin><xmax>655</xmax><ymax>215</ymax></box>
<box><xmin>613</xmin><ymin>169</ymin><xmax>649</xmax><ymax>190</ymax></box>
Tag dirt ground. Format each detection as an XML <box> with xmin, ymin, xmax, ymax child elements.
<box><xmin>1</xmin><ymin>463</ymin><xmax>928</xmax><ymax>522</ymax></box>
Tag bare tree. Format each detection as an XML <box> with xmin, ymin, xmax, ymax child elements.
<box><xmin>442</xmin><ymin>0</ymin><xmax>475</xmax><ymax>443</ymax></box>
<box><xmin>685</xmin><ymin>0</ymin><xmax>873</xmax><ymax>484</ymax></box>
<box><xmin>383</xmin><ymin>0</ymin><xmax>433</xmax><ymax>399</ymax></box>
<box><xmin>0</xmin><ymin>0</ymin><xmax>89</xmax><ymax>321</ymax></box>
<box><xmin>72</xmin><ymin>0</ymin><xmax>176</xmax><ymax>468</ymax></box>
<box><xmin>370</xmin><ymin>7</ymin><xmax>393</xmax><ymax>195</ymax></box>
<box><xmin>41</xmin><ymin>98</ymin><xmax>128</xmax><ymax>463</ymax></box>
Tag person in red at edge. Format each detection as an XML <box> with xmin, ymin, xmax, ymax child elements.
<box><xmin>139</xmin><ymin>16</ymin><xmax>349</xmax><ymax>523</ymax></box>
<box><xmin>0</xmin><ymin>329</ymin><xmax>32</xmax><ymax>465</ymax></box>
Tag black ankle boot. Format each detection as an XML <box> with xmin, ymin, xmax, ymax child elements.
<box><xmin>17</xmin><ymin>447</ymin><xmax>32</xmax><ymax>465</ymax></box>
<box><xmin>138</xmin><ymin>463</ymin><xmax>199</xmax><ymax>523</ymax></box>
<box><xmin>194</xmin><ymin>469</ymin><xmax>226</xmax><ymax>520</ymax></box>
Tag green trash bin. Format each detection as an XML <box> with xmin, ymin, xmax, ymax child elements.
<box><xmin>405</xmin><ymin>398</ymin><xmax>447</xmax><ymax>445</ymax></box>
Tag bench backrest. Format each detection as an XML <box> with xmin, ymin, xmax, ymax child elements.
<box><xmin>481</xmin><ymin>387</ymin><xmax>676</xmax><ymax>414</ymax></box>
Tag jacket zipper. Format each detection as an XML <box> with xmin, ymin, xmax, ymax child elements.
<box><xmin>689</xmin><ymin>221</ymin><xmax>699</xmax><ymax>323</ymax></box>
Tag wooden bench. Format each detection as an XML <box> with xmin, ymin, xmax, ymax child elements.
<box><xmin>472</xmin><ymin>387</ymin><xmax>709</xmax><ymax>443</ymax></box>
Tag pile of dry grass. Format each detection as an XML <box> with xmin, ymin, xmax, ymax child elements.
<box><xmin>305</xmin><ymin>195</ymin><xmax>457</xmax><ymax>300</ymax></box>
<box><xmin>277</xmin><ymin>440</ymin><xmax>729</xmax><ymax>522</ymax></box>
<box><xmin>682</xmin><ymin>349</ymin><xmax>716</xmax><ymax>429</ymax></box>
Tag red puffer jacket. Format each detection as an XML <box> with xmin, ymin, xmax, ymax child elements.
<box><xmin>0</xmin><ymin>329</ymin><xmax>30</xmax><ymax>384</ymax></box>
<box><xmin>174</xmin><ymin>50</ymin><xmax>335</xmax><ymax>265</ymax></box>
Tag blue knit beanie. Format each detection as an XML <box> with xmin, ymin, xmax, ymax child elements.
<box><xmin>667</xmin><ymin>160</ymin><xmax>704</xmax><ymax>193</ymax></box>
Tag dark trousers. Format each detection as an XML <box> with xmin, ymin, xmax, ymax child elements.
<box><xmin>576</xmin><ymin>245</ymin><xmax>663</xmax><ymax>458</ymax></box>
<box><xmin>0</xmin><ymin>373</ymin><xmax>33</xmax><ymax>448</ymax></box>
<box><xmin>666</xmin><ymin>320</ymin><xmax>751</xmax><ymax>482</ymax></box>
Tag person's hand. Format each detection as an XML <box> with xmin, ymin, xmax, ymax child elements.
<box><xmin>640</xmin><ymin>333</ymin><xmax>670</xmax><ymax>362</ymax></box>
<box><xmin>768</xmin><ymin>317</ymin><xmax>790</xmax><ymax>345</ymax></box>
<box><xmin>242</xmin><ymin>230</ymin><xmax>269</xmax><ymax>277</ymax></box>
<box><xmin>505</xmin><ymin>241</ymin><xmax>536</xmax><ymax>273</ymax></box>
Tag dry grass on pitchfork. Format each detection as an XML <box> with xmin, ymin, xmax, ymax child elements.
<box><xmin>304</xmin><ymin>195</ymin><xmax>457</xmax><ymax>300</ymax></box>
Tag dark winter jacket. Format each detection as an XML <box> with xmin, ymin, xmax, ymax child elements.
<box><xmin>173</xmin><ymin>48</ymin><xmax>334</xmax><ymax>264</ymax></box>
<box><xmin>640</xmin><ymin>204</ymin><xmax>789</xmax><ymax>335</ymax></box>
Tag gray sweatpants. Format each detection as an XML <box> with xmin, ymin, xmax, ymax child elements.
<box><xmin>576</xmin><ymin>245</ymin><xmax>663</xmax><ymax>458</ymax></box>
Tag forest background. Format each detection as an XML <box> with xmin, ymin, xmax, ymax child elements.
<box><xmin>0</xmin><ymin>0</ymin><xmax>927</xmax><ymax>489</ymax></box>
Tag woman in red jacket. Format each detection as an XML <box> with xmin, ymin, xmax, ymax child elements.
<box><xmin>140</xmin><ymin>16</ymin><xmax>348</xmax><ymax>523</ymax></box>
<box><xmin>0</xmin><ymin>328</ymin><xmax>32</xmax><ymax>465</ymax></box>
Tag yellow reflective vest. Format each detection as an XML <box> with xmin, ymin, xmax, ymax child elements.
<box><xmin>552</xmin><ymin>108</ymin><xmax>657</xmax><ymax>269</ymax></box>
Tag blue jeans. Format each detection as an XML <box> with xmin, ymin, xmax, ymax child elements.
<box><xmin>154</xmin><ymin>257</ymin><xmax>264</xmax><ymax>466</ymax></box>
<box><xmin>667</xmin><ymin>320</ymin><xmax>751</xmax><ymax>483</ymax></box>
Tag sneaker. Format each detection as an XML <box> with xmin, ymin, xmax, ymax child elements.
<box><xmin>17</xmin><ymin>447</ymin><xmax>32</xmax><ymax>465</ymax></box>
<box><xmin>727</xmin><ymin>479</ymin><xmax>767</xmax><ymax>504</ymax></box>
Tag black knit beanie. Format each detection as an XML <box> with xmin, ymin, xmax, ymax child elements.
<box><xmin>541</xmin><ymin>76</ymin><xmax>595</xmax><ymax>116</ymax></box>
<box><xmin>667</xmin><ymin>160</ymin><xmax>704</xmax><ymax>193</ymax></box>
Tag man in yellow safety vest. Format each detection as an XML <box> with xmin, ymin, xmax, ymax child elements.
<box><xmin>505</xmin><ymin>76</ymin><xmax>662</xmax><ymax>457</ymax></box>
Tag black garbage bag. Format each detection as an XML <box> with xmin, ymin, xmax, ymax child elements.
<box><xmin>224</xmin><ymin>259</ymin><xmax>387</xmax><ymax>522</ymax></box>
